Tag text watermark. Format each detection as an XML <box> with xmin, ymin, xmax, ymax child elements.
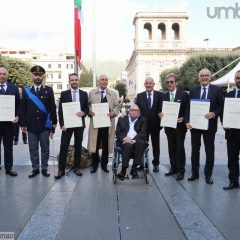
<box><xmin>0</xmin><ymin>233</ymin><xmax>14</xmax><ymax>240</ymax></box>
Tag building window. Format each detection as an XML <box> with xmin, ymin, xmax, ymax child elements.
<box><xmin>58</xmin><ymin>73</ymin><xmax>61</xmax><ymax>79</ymax></box>
<box><xmin>58</xmin><ymin>64</ymin><xmax>61</xmax><ymax>68</ymax></box>
<box><xmin>66</xmin><ymin>64</ymin><xmax>68</xmax><ymax>69</ymax></box>
<box><xmin>57</xmin><ymin>84</ymin><xmax>62</xmax><ymax>90</ymax></box>
<box><xmin>48</xmin><ymin>64</ymin><xmax>51</xmax><ymax>68</ymax></box>
<box><xmin>143</xmin><ymin>22</ymin><xmax>152</xmax><ymax>40</ymax></box>
<box><xmin>145</xmin><ymin>72</ymin><xmax>150</xmax><ymax>78</ymax></box>
<box><xmin>71</xmin><ymin>64</ymin><xmax>73</xmax><ymax>69</ymax></box>
<box><xmin>46</xmin><ymin>83</ymin><xmax>53</xmax><ymax>88</ymax></box>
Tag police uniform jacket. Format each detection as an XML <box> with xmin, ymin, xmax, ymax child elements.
<box><xmin>20</xmin><ymin>85</ymin><xmax>57</xmax><ymax>133</ymax></box>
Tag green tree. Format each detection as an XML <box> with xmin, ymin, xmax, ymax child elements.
<box><xmin>0</xmin><ymin>56</ymin><xmax>32</xmax><ymax>87</ymax></box>
<box><xmin>115</xmin><ymin>82</ymin><xmax>126</xmax><ymax>98</ymax></box>
<box><xmin>80</xmin><ymin>65</ymin><xmax>93</xmax><ymax>87</ymax></box>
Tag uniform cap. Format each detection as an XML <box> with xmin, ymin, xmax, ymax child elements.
<box><xmin>31</xmin><ymin>65</ymin><xmax>45</xmax><ymax>74</ymax></box>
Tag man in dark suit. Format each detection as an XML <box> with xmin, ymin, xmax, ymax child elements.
<box><xmin>20</xmin><ymin>65</ymin><xmax>57</xmax><ymax>178</ymax></box>
<box><xmin>185</xmin><ymin>68</ymin><xmax>224</xmax><ymax>184</ymax></box>
<box><xmin>159</xmin><ymin>73</ymin><xmax>189</xmax><ymax>181</ymax></box>
<box><xmin>135</xmin><ymin>77</ymin><xmax>163</xmax><ymax>172</ymax></box>
<box><xmin>116</xmin><ymin>103</ymin><xmax>147</xmax><ymax>180</ymax></box>
<box><xmin>223</xmin><ymin>70</ymin><xmax>240</xmax><ymax>190</ymax></box>
<box><xmin>55</xmin><ymin>73</ymin><xmax>89</xmax><ymax>179</ymax></box>
<box><xmin>0</xmin><ymin>67</ymin><xmax>20</xmax><ymax>176</ymax></box>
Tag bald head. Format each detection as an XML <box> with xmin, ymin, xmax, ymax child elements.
<box><xmin>144</xmin><ymin>77</ymin><xmax>155</xmax><ymax>92</ymax></box>
<box><xmin>0</xmin><ymin>67</ymin><xmax>8</xmax><ymax>84</ymax></box>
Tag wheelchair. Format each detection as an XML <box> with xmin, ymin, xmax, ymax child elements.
<box><xmin>112</xmin><ymin>140</ymin><xmax>149</xmax><ymax>184</ymax></box>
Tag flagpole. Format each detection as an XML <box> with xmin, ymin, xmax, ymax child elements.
<box><xmin>92</xmin><ymin>0</ymin><xmax>96</xmax><ymax>87</ymax></box>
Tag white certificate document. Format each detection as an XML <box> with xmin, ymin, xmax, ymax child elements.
<box><xmin>92</xmin><ymin>102</ymin><xmax>111</xmax><ymax>128</ymax></box>
<box><xmin>62</xmin><ymin>102</ymin><xmax>82</xmax><ymax>128</ymax></box>
<box><xmin>223</xmin><ymin>98</ymin><xmax>240</xmax><ymax>129</ymax></box>
<box><xmin>0</xmin><ymin>95</ymin><xmax>15</xmax><ymax>121</ymax></box>
<box><xmin>190</xmin><ymin>100</ymin><xmax>210</xmax><ymax>130</ymax></box>
<box><xmin>160</xmin><ymin>101</ymin><xmax>180</xmax><ymax>128</ymax></box>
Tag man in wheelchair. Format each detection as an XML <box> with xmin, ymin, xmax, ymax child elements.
<box><xmin>116</xmin><ymin>103</ymin><xmax>147</xmax><ymax>180</ymax></box>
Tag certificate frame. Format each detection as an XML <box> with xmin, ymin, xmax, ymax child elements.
<box><xmin>92</xmin><ymin>102</ymin><xmax>111</xmax><ymax>128</ymax></box>
<box><xmin>0</xmin><ymin>95</ymin><xmax>15</xmax><ymax>121</ymax></box>
<box><xmin>223</xmin><ymin>98</ymin><xmax>240</xmax><ymax>129</ymax></box>
<box><xmin>62</xmin><ymin>102</ymin><xmax>82</xmax><ymax>128</ymax></box>
<box><xmin>160</xmin><ymin>101</ymin><xmax>180</xmax><ymax>128</ymax></box>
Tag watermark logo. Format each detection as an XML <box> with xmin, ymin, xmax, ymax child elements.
<box><xmin>207</xmin><ymin>2</ymin><xmax>240</xmax><ymax>19</ymax></box>
<box><xmin>0</xmin><ymin>232</ymin><xmax>14</xmax><ymax>240</ymax></box>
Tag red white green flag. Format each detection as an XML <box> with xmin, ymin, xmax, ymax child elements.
<box><xmin>74</xmin><ymin>0</ymin><xmax>82</xmax><ymax>67</ymax></box>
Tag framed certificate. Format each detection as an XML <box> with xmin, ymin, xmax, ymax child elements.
<box><xmin>0</xmin><ymin>95</ymin><xmax>15</xmax><ymax>121</ymax></box>
<box><xmin>92</xmin><ymin>103</ymin><xmax>111</xmax><ymax>128</ymax></box>
<box><xmin>62</xmin><ymin>102</ymin><xmax>82</xmax><ymax>128</ymax></box>
<box><xmin>223</xmin><ymin>98</ymin><xmax>240</xmax><ymax>129</ymax></box>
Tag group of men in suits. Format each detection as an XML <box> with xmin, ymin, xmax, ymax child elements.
<box><xmin>1</xmin><ymin>65</ymin><xmax>239</xmax><ymax>191</ymax></box>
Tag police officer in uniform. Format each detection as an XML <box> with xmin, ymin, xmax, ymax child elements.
<box><xmin>20</xmin><ymin>65</ymin><xmax>57</xmax><ymax>178</ymax></box>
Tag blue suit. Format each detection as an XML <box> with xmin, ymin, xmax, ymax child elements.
<box><xmin>185</xmin><ymin>84</ymin><xmax>224</xmax><ymax>178</ymax></box>
<box><xmin>0</xmin><ymin>82</ymin><xmax>20</xmax><ymax>170</ymax></box>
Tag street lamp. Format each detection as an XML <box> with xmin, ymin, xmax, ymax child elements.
<box><xmin>203</xmin><ymin>38</ymin><xmax>209</xmax><ymax>50</ymax></box>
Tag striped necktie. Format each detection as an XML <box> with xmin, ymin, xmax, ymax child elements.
<box><xmin>0</xmin><ymin>84</ymin><xmax>5</xmax><ymax>94</ymax></box>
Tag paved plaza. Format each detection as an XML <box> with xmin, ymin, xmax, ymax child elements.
<box><xmin>0</xmin><ymin>121</ymin><xmax>240</xmax><ymax>240</ymax></box>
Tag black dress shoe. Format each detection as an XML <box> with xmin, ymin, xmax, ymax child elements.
<box><xmin>117</xmin><ymin>172</ymin><xmax>125</xmax><ymax>181</ymax></box>
<box><xmin>14</xmin><ymin>140</ymin><xmax>18</xmax><ymax>145</ymax></box>
<box><xmin>165</xmin><ymin>169</ymin><xmax>177</xmax><ymax>176</ymax></box>
<box><xmin>28</xmin><ymin>170</ymin><xmax>40</xmax><ymax>178</ymax></box>
<box><xmin>176</xmin><ymin>172</ymin><xmax>184</xmax><ymax>181</ymax></box>
<box><xmin>205</xmin><ymin>177</ymin><xmax>213</xmax><ymax>184</ymax></box>
<box><xmin>188</xmin><ymin>175</ymin><xmax>199</xmax><ymax>181</ymax></box>
<box><xmin>131</xmin><ymin>171</ymin><xmax>139</xmax><ymax>179</ymax></box>
<box><xmin>23</xmin><ymin>140</ymin><xmax>28</xmax><ymax>144</ymax></box>
<box><xmin>42</xmin><ymin>169</ymin><xmax>50</xmax><ymax>177</ymax></box>
<box><xmin>223</xmin><ymin>182</ymin><xmax>239</xmax><ymax>190</ymax></box>
<box><xmin>55</xmin><ymin>170</ymin><xmax>65</xmax><ymax>180</ymax></box>
<box><xmin>153</xmin><ymin>166</ymin><xmax>159</xmax><ymax>172</ymax></box>
<box><xmin>6</xmin><ymin>169</ymin><xmax>18</xmax><ymax>177</ymax></box>
<box><xmin>90</xmin><ymin>166</ymin><xmax>98</xmax><ymax>174</ymax></box>
<box><xmin>74</xmin><ymin>168</ymin><xmax>82</xmax><ymax>176</ymax></box>
<box><xmin>101</xmin><ymin>166</ymin><xmax>109</xmax><ymax>173</ymax></box>
<box><xmin>136</xmin><ymin>164</ymin><xmax>144</xmax><ymax>171</ymax></box>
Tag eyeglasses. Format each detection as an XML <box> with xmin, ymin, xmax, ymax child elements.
<box><xmin>101</xmin><ymin>78</ymin><xmax>108</xmax><ymax>81</ymax></box>
<box><xmin>166</xmin><ymin>81</ymin><xmax>175</xmax><ymax>84</ymax></box>
<box><xmin>235</xmin><ymin>77</ymin><xmax>240</xmax><ymax>80</ymax></box>
<box><xmin>200</xmin><ymin>74</ymin><xmax>210</xmax><ymax>77</ymax></box>
<box><xmin>130</xmin><ymin>109</ymin><xmax>139</xmax><ymax>111</ymax></box>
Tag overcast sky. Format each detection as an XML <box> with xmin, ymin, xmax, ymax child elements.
<box><xmin>0</xmin><ymin>0</ymin><xmax>239</xmax><ymax>61</ymax></box>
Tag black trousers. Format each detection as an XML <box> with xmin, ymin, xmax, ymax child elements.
<box><xmin>166</xmin><ymin>128</ymin><xmax>186</xmax><ymax>174</ymax></box>
<box><xmin>148</xmin><ymin>127</ymin><xmax>160</xmax><ymax>166</ymax></box>
<box><xmin>190</xmin><ymin>129</ymin><xmax>216</xmax><ymax>177</ymax></box>
<box><xmin>58</xmin><ymin>127</ymin><xmax>84</xmax><ymax>171</ymax></box>
<box><xmin>92</xmin><ymin>127</ymin><xmax>109</xmax><ymax>167</ymax></box>
<box><xmin>13</xmin><ymin>123</ymin><xmax>27</xmax><ymax>141</ymax></box>
<box><xmin>121</xmin><ymin>139</ymin><xmax>146</xmax><ymax>168</ymax></box>
<box><xmin>226</xmin><ymin>130</ymin><xmax>240</xmax><ymax>183</ymax></box>
<box><xmin>0</xmin><ymin>122</ymin><xmax>14</xmax><ymax>170</ymax></box>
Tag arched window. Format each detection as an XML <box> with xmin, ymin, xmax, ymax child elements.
<box><xmin>143</xmin><ymin>22</ymin><xmax>152</xmax><ymax>40</ymax></box>
<box><xmin>172</xmin><ymin>23</ymin><xmax>180</xmax><ymax>40</ymax></box>
<box><xmin>158</xmin><ymin>23</ymin><xmax>166</xmax><ymax>40</ymax></box>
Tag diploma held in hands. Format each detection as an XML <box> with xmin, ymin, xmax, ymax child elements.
<box><xmin>190</xmin><ymin>100</ymin><xmax>210</xmax><ymax>130</ymax></box>
<box><xmin>62</xmin><ymin>102</ymin><xmax>82</xmax><ymax>128</ymax></box>
<box><xmin>160</xmin><ymin>101</ymin><xmax>180</xmax><ymax>128</ymax></box>
<box><xmin>92</xmin><ymin>102</ymin><xmax>111</xmax><ymax>128</ymax></box>
<box><xmin>223</xmin><ymin>98</ymin><xmax>240</xmax><ymax>129</ymax></box>
<box><xmin>0</xmin><ymin>95</ymin><xmax>15</xmax><ymax>121</ymax></box>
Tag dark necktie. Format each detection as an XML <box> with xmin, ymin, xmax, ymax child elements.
<box><xmin>101</xmin><ymin>90</ymin><xmax>105</xmax><ymax>103</ymax></box>
<box><xmin>147</xmin><ymin>92</ymin><xmax>151</xmax><ymax>109</ymax></box>
<box><xmin>0</xmin><ymin>84</ymin><xmax>5</xmax><ymax>94</ymax></box>
<box><xmin>201</xmin><ymin>87</ymin><xmax>206</xmax><ymax>99</ymax></box>
<box><xmin>36</xmin><ymin>87</ymin><xmax>40</xmax><ymax>95</ymax></box>
<box><xmin>237</xmin><ymin>89</ymin><xmax>240</xmax><ymax>98</ymax></box>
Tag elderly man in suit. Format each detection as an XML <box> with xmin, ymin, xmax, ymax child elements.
<box><xmin>159</xmin><ymin>73</ymin><xmax>189</xmax><ymax>181</ymax></box>
<box><xmin>135</xmin><ymin>77</ymin><xmax>163</xmax><ymax>172</ymax></box>
<box><xmin>185</xmin><ymin>68</ymin><xmax>224</xmax><ymax>184</ymax></box>
<box><xmin>20</xmin><ymin>65</ymin><xmax>57</xmax><ymax>178</ymax></box>
<box><xmin>223</xmin><ymin>70</ymin><xmax>240</xmax><ymax>190</ymax></box>
<box><xmin>0</xmin><ymin>67</ymin><xmax>20</xmax><ymax>176</ymax></box>
<box><xmin>55</xmin><ymin>73</ymin><xmax>89</xmax><ymax>179</ymax></box>
<box><xmin>88</xmin><ymin>74</ymin><xmax>119</xmax><ymax>173</ymax></box>
<box><xmin>116</xmin><ymin>103</ymin><xmax>147</xmax><ymax>180</ymax></box>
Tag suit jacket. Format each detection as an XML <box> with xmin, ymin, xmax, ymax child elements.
<box><xmin>116</xmin><ymin>115</ymin><xmax>147</xmax><ymax>143</ymax></box>
<box><xmin>135</xmin><ymin>90</ymin><xmax>163</xmax><ymax>131</ymax></box>
<box><xmin>162</xmin><ymin>89</ymin><xmax>189</xmax><ymax>133</ymax></box>
<box><xmin>185</xmin><ymin>84</ymin><xmax>223</xmax><ymax>132</ymax></box>
<box><xmin>3</xmin><ymin>82</ymin><xmax>20</xmax><ymax>118</ymax></box>
<box><xmin>224</xmin><ymin>89</ymin><xmax>240</xmax><ymax>140</ymax></box>
<box><xmin>58</xmin><ymin>89</ymin><xmax>89</xmax><ymax>128</ymax></box>
<box><xmin>20</xmin><ymin>85</ymin><xmax>57</xmax><ymax>133</ymax></box>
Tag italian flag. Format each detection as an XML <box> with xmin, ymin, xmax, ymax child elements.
<box><xmin>74</xmin><ymin>0</ymin><xmax>82</xmax><ymax>67</ymax></box>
